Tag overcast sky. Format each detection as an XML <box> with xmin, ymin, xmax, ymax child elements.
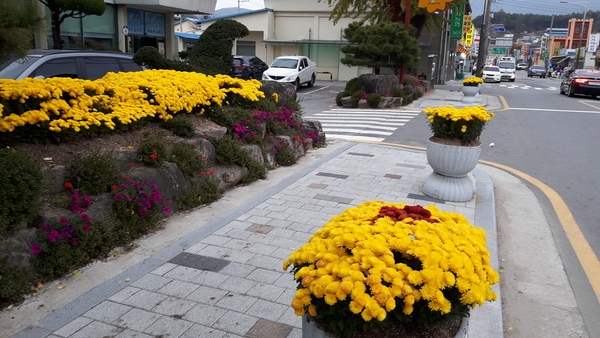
<box><xmin>216</xmin><ymin>0</ymin><xmax>599</xmax><ymax>18</ymax></box>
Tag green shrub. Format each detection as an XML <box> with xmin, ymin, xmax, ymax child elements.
<box><xmin>204</xmin><ymin>106</ymin><xmax>254</xmax><ymax>128</ymax></box>
<box><xmin>176</xmin><ymin>180</ymin><xmax>222</xmax><ymax>210</ymax></box>
<box><xmin>273</xmin><ymin>138</ymin><xmax>297</xmax><ymax>166</ymax></box>
<box><xmin>345</xmin><ymin>77</ymin><xmax>360</xmax><ymax>93</ymax></box>
<box><xmin>0</xmin><ymin>257</ymin><xmax>33</xmax><ymax>307</ymax></box>
<box><xmin>0</xmin><ymin>148</ymin><xmax>43</xmax><ymax>237</ymax></box>
<box><xmin>110</xmin><ymin>176</ymin><xmax>171</xmax><ymax>241</ymax></box>
<box><xmin>169</xmin><ymin>142</ymin><xmax>208</xmax><ymax>178</ymax></box>
<box><xmin>137</xmin><ymin>131</ymin><xmax>169</xmax><ymax>166</ymax></box>
<box><xmin>251</xmin><ymin>97</ymin><xmax>278</xmax><ymax>113</ymax></box>
<box><xmin>163</xmin><ymin>115</ymin><xmax>196</xmax><ymax>138</ymax></box>
<box><xmin>66</xmin><ymin>152</ymin><xmax>118</xmax><ymax>195</ymax></box>
<box><xmin>351</xmin><ymin>90</ymin><xmax>365</xmax><ymax>108</ymax></box>
<box><xmin>390</xmin><ymin>87</ymin><xmax>404</xmax><ymax>98</ymax></box>
<box><xmin>285</xmin><ymin>98</ymin><xmax>302</xmax><ymax>112</ymax></box>
<box><xmin>213</xmin><ymin>137</ymin><xmax>266</xmax><ymax>183</ymax></box>
<box><xmin>335</xmin><ymin>91</ymin><xmax>348</xmax><ymax>106</ymax></box>
<box><xmin>367</xmin><ymin>93</ymin><xmax>382</xmax><ymax>108</ymax></box>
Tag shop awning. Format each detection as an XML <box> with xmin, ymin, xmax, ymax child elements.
<box><xmin>549</xmin><ymin>55</ymin><xmax>570</xmax><ymax>64</ymax></box>
<box><xmin>457</xmin><ymin>44</ymin><xmax>471</xmax><ymax>57</ymax></box>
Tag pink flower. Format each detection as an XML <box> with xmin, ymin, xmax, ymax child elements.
<box><xmin>48</xmin><ymin>230</ymin><xmax>59</xmax><ymax>243</ymax></box>
<box><xmin>162</xmin><ymin>206</ymin><xmax>171</xmax><ymax>214</ymax></box>
<box><xmin>81</xmin><ymin>224</ymin><xmax>90</xmax><ymax>233</ymax></box>
<box><xmin>31</xmin><ymin>244</ymin><xmax>42</xmax><ymax>255</ymax></box>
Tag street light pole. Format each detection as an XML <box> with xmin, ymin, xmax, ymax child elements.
<box><xmin>476</xmin><ymin>0</ymin><xmax>492</xmax><ymax>77</ymax></box>
<box><xmin>560</xmin><ymin>0</ymin><xmax>589</xmax><ymax>69</ymax></box>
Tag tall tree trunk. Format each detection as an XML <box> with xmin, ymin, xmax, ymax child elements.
<box><xmin>49</xmin><ymin>3</ymin><xmax>62</xmax><ymax>49</ymax></box>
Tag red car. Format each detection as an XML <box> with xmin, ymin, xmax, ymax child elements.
<box><xmin>559</xmin><ymin>69</ymin><xmax>600</xmax><ymax>98</ymax></box>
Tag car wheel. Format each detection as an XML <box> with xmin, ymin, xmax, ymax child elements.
<box><xmin>308</xmin><ymin>74</ymin><xmax>315</xmax><ymax>87</ymax></box>
<box><xmin>559</xmin><ymin>85</ymin><xmax>564</xmax><ymax>94</ymax></box>
<box><xmin>295</xmin><ymin>78</ymin><xmax>301</xmax><ymax>91</ymax></box>
<box><xmin>567</xmin><ymin>85</ymin><xmax>575</xmax><ymax>97</ymax></box>
<box><xmin>509</xmin><ymin>79</ymin><xmax>515</xmax><ymax>82</ymax></box>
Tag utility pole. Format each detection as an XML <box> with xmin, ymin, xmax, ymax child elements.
<box><xmin>476</xmin><ymin>0</ymin><xmax>493</xmax><ymax>77</ymax></box>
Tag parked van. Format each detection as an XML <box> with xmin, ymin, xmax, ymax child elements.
<box><xmin>498</xmin><ymin>60</ymin><xmax>516</xmax><ymax>82</ymax></box>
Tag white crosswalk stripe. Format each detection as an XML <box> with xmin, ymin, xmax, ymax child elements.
<box><xmin>315</xmin><ymin>108</ymin><xmax>420</xmax><ymax>142</ymax></box>
<box><xmin>498</xmin><ymin>84</ymin><xmax>558</xmax><ymax>91</ymax></box>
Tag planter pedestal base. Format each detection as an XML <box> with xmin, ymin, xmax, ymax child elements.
<box><xmin>422</xmin><ymin>173</ymin><xmax>474</xmax><ymax>202</ymax></box>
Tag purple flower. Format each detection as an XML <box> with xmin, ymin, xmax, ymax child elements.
<box><xmin>114</xmin><ymin>193</ymin><xmax>125</xmax><ymax>201</ymax></box>
<box><xmin>31</xmin><ymin>244</ymin><xmax>42</xmax><ymax>255</ymax></box>
<box><xmin>138</xmin><ymin>208</ymin><xmax>148</xmax><ymax>216</ymax></box>
<box><xmin>41</xmin><ymin>224</ymin><xmax>52</xmax><ymax>232</ymax></box>
<box><xmin>125</xmin><ymin>196</ymin><xmax>132</xmax><ymax>202</ymax></box>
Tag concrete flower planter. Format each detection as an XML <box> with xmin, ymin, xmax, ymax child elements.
<box><xmin>460</xmin><ymin>85</ymin><xmax>480</xmax><ymax>103</ymax></box>
<box><xmin>423</xmin><ymin>139</ymin><xmax>482</xmax><ymax>202</ymax></box>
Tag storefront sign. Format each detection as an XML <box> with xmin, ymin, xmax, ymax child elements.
<box><xmin>418</xmin><ymin>0</ymin><xmax>454</xmax><ymax>12</ymax></box>
<box><xmin>126</xmin><ymin>9</ymin><xmax>144</xmax><ymax>35</ymax></box>
<box><xmin>450</xmin><ymin>6</ymin><xmax>465</xmax><ymax>40</ymax></box>
<box><xmin>145</xmin><ymin>12</ymin><xmax>165</xmax><ymax>37</ymax></box>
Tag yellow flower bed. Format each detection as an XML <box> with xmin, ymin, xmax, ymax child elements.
<box><xmin>462</xmin><ymin>77</ymin><xmax>483</xmax><ymax>86</ymax></box>
<box><xmin>284</xmin><ymin>200</ymin><xmax>499</xmax><ymax>331</ymax></box>
<box><xmin>0</xmin><ymin>70</ymin><xmax>265</xmax><ymax>134</ymax></box>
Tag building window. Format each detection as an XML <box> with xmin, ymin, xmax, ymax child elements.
<box><xmin>48</xmin><ymin>4</ymin><xmax>117</xmax><ymax>50</ymax></box>
<box><xmin>575</xmin><ymin>26</ymin><xmax>580</xmax><ymax>34</ymax></box>
<box><xmin>236</xmin><ymin>40</ymin><xmax>256</xmax><ymax>55</ymax></box>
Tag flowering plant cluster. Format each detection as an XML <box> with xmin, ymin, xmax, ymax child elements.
<box><xmin>462</xmin><ymin>77</ymin><xmax>483</xmax><ymax>86</ymax></box>
<box><xmin>284</xmin><ymin>201</ymin><xmax>499</xmax><ymax>337</ymax></box>
<box><xmin>0</xmin><ymin>70</ymin><xmax>265</xmax><ymax>143</ymax></box>
<box><xmin>424</xmin><ymin>105</ymin><xmax>494</xmax><ymax>145</ymax></box>
<box><xmin>272</xmin><ymin>138</ymin><xmax>297</xmax><ymax>166</ymax></box>
<box><xmin>111</xmin><ymin>176</ymin><xmax>171</xmax><ymax>235</ymax></box>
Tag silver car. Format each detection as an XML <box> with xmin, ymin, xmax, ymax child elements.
<box><xmin>0</xmin><ymin>49</ymin><xmax>143</xmax><ymax>80</ymax></box>
<box><xmin>527</xmin><ymin>65</ymin><xmax>546</xmax><ymax>78</ymax></box>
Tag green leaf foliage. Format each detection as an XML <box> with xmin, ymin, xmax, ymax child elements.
<box><xmin>40</xmin><ymin>0</ymin><xmax>106</xmax><ymax>49</ymax></box>
<box><xmin>188</xmin><ymin>19</ymin><xmax>249</xmax><ymax>75</ymax></box>
<box><xmin>341</xmin><ymin>22</ymin><xmax>420</xmax><ymax>74</ymax></box>
<box><xmin>0</xmin><ymin>0</ymin><xmax>44</xmax><ymax>59</ymax></box>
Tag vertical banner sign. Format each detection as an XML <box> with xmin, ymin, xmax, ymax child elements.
<box><xmin>588</xmin><ymin>33</ymin><xmax>599</xmax><ymax>53</ymax></box>
<box><xmin>465</xmin><ymin>25</ymin><xmax>474</xmax><ymax>46</ymax></box>
<box><xmin>450</xmin><ymin>5</ymin><xmax>465</xmax><ymax>40</ymax></box>
<box><xmin>462</xmin><ymin>15</ymin><xmax>472</xmax><ymax>33</ymax></box>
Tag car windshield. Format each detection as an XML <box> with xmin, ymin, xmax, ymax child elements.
<box><xmin>498</xmin><ymin>62</ymin><xmax>515</xmax><ymax>69</ymax></box>
<box><xmin>0</xmin><ymin>55</ymin><xmax>41</xmax><ymax>79</ymax></box>
<box><xmin>484</xmin><ymin>66</ymin><xmax>499</xmax><ymax>71</ymax></box>
<box><xmin>271</xmin><ymin>58</ymin><xmax>298</xmax><ymax>69</ymax></box>
<box><xmin>531</xmin><ymin>66</ymin><xmax>544</xmax><ymax>70</ymax></box>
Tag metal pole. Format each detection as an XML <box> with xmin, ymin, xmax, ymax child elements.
<box><xmin>574</xmin><ymin>1</ymin><xmax>588</xmax><ymax>69</ymax></box>
<box><xmin>476</xmin><ymin>0</ymin><xmax>492</xmax><ymax>77</ymax></box>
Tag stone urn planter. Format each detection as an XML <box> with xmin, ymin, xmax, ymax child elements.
<box><xmin>302</xmin><ymin>314</ymin><xmax>469</xmax><ymax>338</ymax></box>
<box><xmin>460</xmin><ymin>85</ymin><xmax>480</xmax><ymax>103</ymax></box>
<box><xmin>422</xmin><ymin>139</ymin><xmax>482</xmax><ymax>202</ymax></box>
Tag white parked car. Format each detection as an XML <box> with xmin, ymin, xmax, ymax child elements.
<box><xmin>481</xmin><ymin>65</ymin><xmax>501</xmax><ymax>83</ymax></box>
<box><xmin>262</xmin><ymin>56</ymin><xmax>316</xmax><ymax>89</ymax></box>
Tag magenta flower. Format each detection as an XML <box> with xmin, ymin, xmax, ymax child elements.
<box><xmin>162</xmin><ymin>206</ymin><xmax>171</xmax><ymax>214</ymax></box>
<box><xmin>125</xmin><ymin>196</ymin><xmax>132</xmax><ymax>202</ymax></box>
<box><xmin>59</xmin><ymin>217</ymin><xmax>68</xmax><ymax>225</ymax></box>
<box><xmin>114</xmin><ymin>193</ymin><xmax>125</xmax><ymax>201</ymax></box>
<box><xmin>31</xmin><ymin>244</ymin><xmax>42</xmax><ymax>255</ymax></box>
<box><xmin>82</xmin><ymin>224</ymin><xmax>90</xmax><ymax>233</ymax></box>
<box><xmin>48</xmin><ymin>230</ymin><xmax>59</xmax><ymax>243</ymax></box>
<box><xmin>80</xmin><ymin>214</ymin><xmax>91</xmax><ymax>222</ymax></box>
<box><xmin>71</xmin><ymin>238</ymin><xmax>78</xmax><ymax>246</ymax></box>
<box><xmin>138</xmin><ymin>208</ymin><xmax>148</xmax><ymax>216</ymax></box>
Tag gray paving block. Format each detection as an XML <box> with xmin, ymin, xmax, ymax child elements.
<box><xmin>69</xmin><ymin>320</ymin><xmax>123</xmax><ymax>338</ymax></box>
<box><xmin>200</xmin><ymin>234</ymin><xmax>231</xmax><ymax>246</ymax></box>
<box><xmin>246</xmin><ymin>268</ymin><xmax>285</xmax><ymax>283</ymax></box>
<box><xmin>131</xmin><ymin>273</ymin><xmax>172</xmax><ymax>291</ymax></box>
<box><xmin>142</xmin><ymin>315</ymin><xmax>193</xmax><ymax>337</ymax></box>
<box><xmin>244</xmin><ymin>283</ymin><xmax>286</xmax><ymax>302</ymax></box>
<box><xmin>108</xmin><ymin>286</ymin><xmax>140</xmax><ymax>303</ymax></box>
<box><xmin>215</xmin><ymin>293</ymin><xmax>258</xmax><ymax>312</ymax></box>
<box><xmin>246</xmin><ymin>299</ymin><xmax>290</xmax><ymax>321</ymax></box>
<box><xmin>112</xmin><ymin>308</ymin><xmax>161</xmax><ymax>332</ymax></box>
<box><xmin>52</xmin><ymin>316</ymin><xmax>92</xmax><ymax>337</ymax></box>
<box><xmin>150</xmin><ymin>262</ymin><xmax>178</xmax><ymax>276</ymax></box>
<box><xmin>151</xmin><ymin>296</ymin><xmax>197</xmax><ymax>316</ymax></box>
<box><xmin>244</xmin><ymin>254</ymin><xmax>282</xmax><ymax>270</ymax></box>
<box><xmin>82</xmin><ymin>301</ymin><xmax>132</xmax><ymax>323</ymax></box>
<box><xmin>191</xmin><ymin>270</ymin><xmax>229</xmax><ymax>285</ymax></box>
<box><xmin>212</xmin><ymin>310</ymin><xmax>258</xmax><ymax>336</ymax></box>
<box><xmin>186</xmin><ymin>285</ymin><xmax>229</xmax><ymax>305</ymax></box>
<box><xmin>120</xmin><ymin>289</ymin><xmax>167</xmax><ymax>311</ymax></box>
<box><xmin>219</xmin><ymin>261</ymin><xmax>256</xmax><ymax>278</ymax></box>
<box><xmin>180</xmin><ymin>323</ymin><xmax>227</xmax><ymax>338</ymax></box>
<box><xmin>246</xmin><ymin>318</ymin><xmax>293</xmax><ymax>338</ymax></box>
<box><xmin>217</xmin><ymin>275</ymin><xmax>257</xmax><ymax>294</ymax></box>
<box><xmin>164</xmin><ymin>265</ymin><xmax>204</xmax><ymax>282</ymax></box>
<box><xmin>287</xmin><ymin>327</ymin><xmax>302</xmax><ymax>338</ymax></box>
<box><xmin>157</xmin><ymin>279</ymin><xmax>200</xmax><ymax>298</ymax></box>
<box><xmin>278</xmin><ymin>306</ymin><xmax>303</xmax><ymax>328</ymax></box>
<box><xmin>183</xmin><ymin>303</ymin><xmax>227</xmax><ymax>326</ymax></box>
<box><xmin>113</xmin><ymin>328</ymin><xmax>154</xmax><ymax>338</ymax></box>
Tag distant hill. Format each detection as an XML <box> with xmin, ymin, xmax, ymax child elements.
<box><xmin>473</xmin><ymin>10</ymin><xmax>600</xmax><ymax>36</ymax></box>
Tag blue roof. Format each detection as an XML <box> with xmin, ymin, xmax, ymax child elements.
<box><xmin>196</xmin><ymin>8</ymin><xmax>273</xmax><ymax>23</ymax></box>
<box><xmin>175</xmin><ymin>32</ymin><xmax>200</xmax><ymax>40</ymax></box>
